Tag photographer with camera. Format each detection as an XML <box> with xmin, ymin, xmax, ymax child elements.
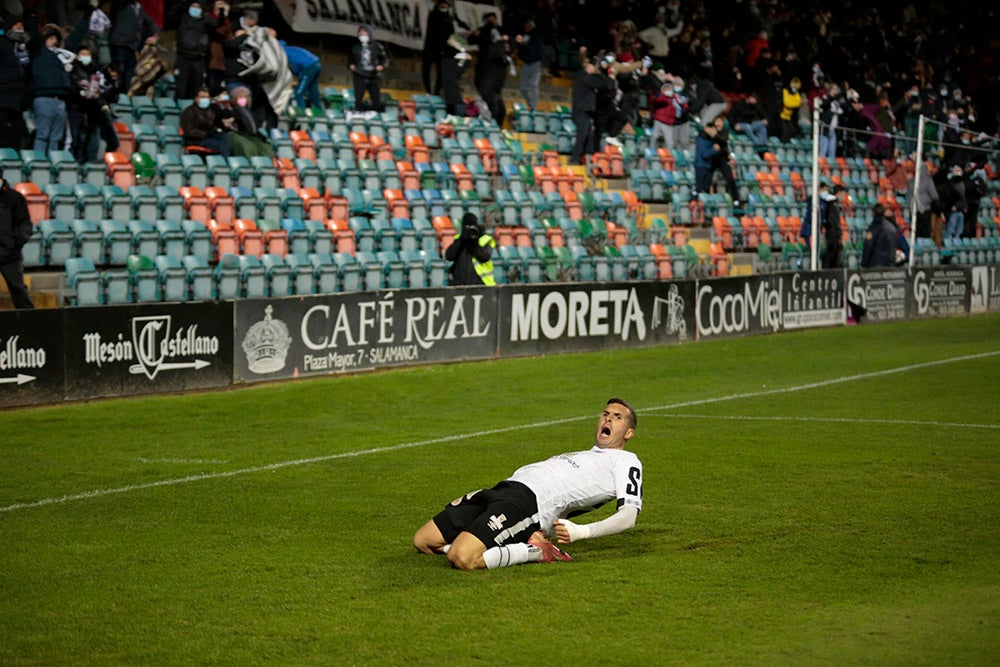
<box><xmin>445</xmin><ymin>212</ymin><xmax>496</xmax><ymax>286</ymax></box>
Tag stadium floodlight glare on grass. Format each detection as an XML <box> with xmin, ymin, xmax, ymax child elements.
<box><xmin>1</xmin><ymin>314</ymin><xmax>998</xmax><ymax>665</ymax></box>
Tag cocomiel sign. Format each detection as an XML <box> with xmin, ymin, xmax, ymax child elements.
<box><xmin>0</xmin><ymin>309</ymin><xmax>65</xmax><ymax>408</ymax></box>
<box><xmin>498</xmin><ymin>282</ymin><xmax>695</xmax><ymax>356</ymax></box>
<box><xmin>64</xmin><ymin>303</ymin><xmax>234</xmax><ymax>400</ymax></box>
<box><xmin>696</xmin><ymin>276</ymin><xmax>781</xmax><ymax>339</ymax></box>
<box><xmin>234</xmin><ymin>288</ymin><xmax>497</xmax><ymax>382</ymax></box>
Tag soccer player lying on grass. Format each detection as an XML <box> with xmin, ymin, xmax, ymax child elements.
<box><xmin>413</xmin><ymin>398</ymin><xmax>643</xmax><ymax>570</ymax></box>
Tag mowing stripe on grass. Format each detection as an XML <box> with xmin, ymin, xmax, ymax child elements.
<box><xmin>2</xmin><ymin>350</ymin><xmax>997</xmax><ymax>515</ymax></box>
<box><xmin>648</xmin><ymin>414</ymin><xmax>1000</xmax><ymax>430</ymax></box>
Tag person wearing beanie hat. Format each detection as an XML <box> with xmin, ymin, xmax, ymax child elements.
<box><xmin>444</xmin><ymin>212</ymin><xmax>496</xmax><ymax>286</ymax></box>
<box><xmin>348</xmin><ymin>23</ymin><xmax>390</xmax><ymax>112</ymax></box>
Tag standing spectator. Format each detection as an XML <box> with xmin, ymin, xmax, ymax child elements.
<box><xmin>648</xmin><ymin>75</ymin><xmax>684</xmax><ymax>150</ymax></box>
<box><xmin>108</xmin><ymin>0</ymin><xmax>159</xmax><ymax>94</ymax></box>
<box><xmin>779</xmin><ymin>76</ymin><xmax>802</xmax><ymax>143</ymax></box>
<box><xmin>180</xmin><ymin>86</ymin><xmax>230</xmax><ymax>156</ymax></box>
<box><xmin>729</xmin><ymin>91</ymin><xmax>768</xmax><ymax>155</ymax></box>
<box><xmin>939</xmin><ymin>164</ymin><xmax>967</xmax><ymax>242</ymax></box>
<box><xmin>906</xmin><ymin>159</ymin><xmax>939</xmax><ymax>239</ymax></box>
<box><xmin>205</xmin><ymin>0</ymin><xmax>232</xmax><ymax>94</ymax></box>
<box><xmin>469</xmin><ymin>12</ymin><xmax>508</xmax><ymax>126</ymax></box>
<box><xmin>67</xmin><ymin>44</ymin><xmax>120</xmax><ymax>163</ymax></box>
<box><xmin>514</xmin><ymin>17</ymin><xmax>543</xmax><ymax>111</ymax></box>
<box><xmin>710</xmin><ymin>114</ymin><xmax>741</xmax><ymax>208</ymax></box>
<box><xmin>234</xmin><ymin>10</ymin><xmax>291</xmax><ymax>130</ymax></box>
<box><xmin>861</xmin><ymin>203</ymin><xmax>897</xmax><ymax>268</ymax></box>
<box><xmin>569</xmin><ymin>56</ymin><xmax>612</xmax><ymax>165</ymax></box>
<box><xmin>445</xmin><ymin>212</ymin><xmax>496</xmax><ymax>286</ymax></box>
<box><xmin>422</xmin><ymin>0</ymin><xmax>464</xmax><ymax>96</ymax></box>
<box><xmin>0</xmin><ymin>172</ymin><xmax>34</xmax><ymax>309</ymax></box>
<box><xmin>671</xmin><ymin>76</ymin><xmax>692</xmax><ymax>152</ymax></box>
<box><xmin>440</xmin><ymin>38</ymin><xmax>471</xmax><ymax>117</ymax></box>
<box><xmin>173</xmin><ymin>0</ymin><xmax>218</xmax><ymax>101</ymax></box>
<box><xmin>817</xmin><ymin>82</ymin><xmax>844</xmax><ymax>161</ymax></box>
<box><xmin>281</xmin><ymin>41</ymin><xmax>322</xmax><ymax>110</ymax></box>
<box><xmin>31</xmin><ymin>26</ymin><xmax>72</xmax><ymax>156</ymax></box>
<box><xmin>637</xmin><ymin>6</ymin><xmax>683</xmax><ymax>71</ymax></box>
<box><xmin>692</xmin><ymin>119</ymin><xmax>720</xmax><ymax>201</ymax></box>
<box><xmin>348</xmin><ymin>23</ymin><xmax>389</xmax><ymax>112</ymax></box>
<box><xmin>688</xmin><ymin>73</ymin><xmax>727</xmax><ymax>128</ymax></box>
<box><xmin>823</xmin><ymin>185</ymin><xmax>847</xmax><ymax>269</ymax></box>
<box><xmin>534</xmin><ymin>0</ymin><xmax>559</xmax><ymax>77</ymax></box>
<box><xmin>0</xmin><ymin>15</ymin><xmax>30</xmax><ymax>150</ymax></box>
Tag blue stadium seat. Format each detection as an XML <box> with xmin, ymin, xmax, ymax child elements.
<box><xmin>261</xmin><ymin>253</ymin><xmax>292</xmax><ymax>297</ymax></box>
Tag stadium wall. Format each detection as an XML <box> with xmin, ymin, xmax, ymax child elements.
<box><xmin>3</xmin><ymin>266</ymin><xmax>999</xmax><ymax>408</ymax></box>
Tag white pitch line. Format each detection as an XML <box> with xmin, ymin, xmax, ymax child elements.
<box><xmin>2</xmin><ymin>350</ymin><xmax>998</xmax><ymax>515</ymax></box>
<box><xmin>647</xmin><ymin>413</ymin><xmax>1000</xmax><ymax>430</ymax></box>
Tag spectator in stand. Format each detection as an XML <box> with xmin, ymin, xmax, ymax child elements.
<box><xmin>108</xmin><ymin>0</ymin><xmax>159</xmax><ymax>94</ymax></box>
<box><xmin>0</xmin><ymin>172</ymin><xmax>34</xmax><ymax>309</ymax></box>
<box><xmin>648</xmin><ymin>75</ymin><xmax>684</xmax><ymax>151</ymax></box>
<box><xmin>67</xmin><ymin>44</ymin><xmax>120</xmax><ymax>163</ymax></box>
<box><xmin>0</xmin><ymin>15</ymin><xmax>29</xmax><ymax>150</ymax></box>
<box><xmin>221</xmin><ymin>85</ymin><xmax>272</xmax><ymax>157</ymax></box>
<box><xmin>637</xmin><ymin>5</ymin><xmax>683</xmax><ymax>71</ymax></box>
<box><xmin>861</xmin><ymin>203</ymin><xmax>896</xmax><ymax>268</ymax></box>
<box><xmin>939</xmin><ymin>163</ymin><xmax>967</xmax><ymax>242</ymax></box>
<box><xmin>779</xmin><ymin>76</ymin><xmax>802</xmax><ymax>143</ymax></box>
<box><xmin>569</xmin><ymin>55</ymin><xmax>613</xmax><ymax>165</ymax></box>
<box><xmin>31</xmin><ymin>26</ymin><xmax>72</xmax><ymax>156</ymax></box>
<box><xmin>172</xmin><ymin>0</ymin><xmax>219</xmax><ymax>101</ymax></box>
<box><xmin>817</xmin><ymin>82</ymin><xmax>844</xmax><ymax>161</ymax></box>
<box><xmin>692</xmin><ymin>119</ymin><xmax>720</xmax><ymax>202</ymax></box>
<box><xmin>728</xmin><ymin>90</ymin><xmax>768</xmax><ymax>155</ymax></box>
<box><xmin>671</xmin><ymin>76</ymin><xmax>692</xmax><ymax>152</ymax></box>
<box><xmin>514</xmin><ymin>17</ymin><xmax>544</xmax><ymax>111</ymax></box>
<box><xmin>180</xmin><ymin>85</ymin><xmax>230</xmax><ymax>156</ymax></box>
<box><xmin>710</xmin><ymin>114</ymin><xmax>741</xmax><ymax>208</ymax></box>
<box><xmin>687</xmin><ymin>73</ymin><xmax>727</xmax><ymax>129</ymax></box>
<box><xmin>440</xmin><ymin>35</ymin><xmax>471</xmax><ymax>117</ymax></box>
<box><xmin>281</xmin><ymin>41</ymin><xmax>322</xmax><ymax>110</ymax></box>
<box><xmin>205</xmin><ymin>0</ymin><xmax>232</xmax><ymax>94</ymax></box>
<box><xmin>469</xmin><ymin>12</ymin><xmax>509</xmax><ymax>126</ymax></box>
<box><xmin>906</xmin><ymin>159</ymin><xmax>939</xmax><ymax>239</ymax></box>
<box><xmin>64</xmin><ymin>0</ymin><xmax>112</xmax><ymax>64</ymax></box>
<box><xmin>422</xmin><ymin>0</ymin><xmax>466</xmax><ymax>96</ymax></box>
<box><xmin>348</xmin><ymin>23</ymin><xmax>389</xmax><ymax>112</ymax></box>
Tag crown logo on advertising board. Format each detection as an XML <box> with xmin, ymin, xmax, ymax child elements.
<box><xmin>241</xmin><ymin>305</ymin><xmax>292</xmax><ymax>374</ymax></box>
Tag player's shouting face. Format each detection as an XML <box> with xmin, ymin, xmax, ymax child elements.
<box><xmin>594</xmin><ymin>402</ymin><xmax>635</xmax><ymax>450</ymax></box>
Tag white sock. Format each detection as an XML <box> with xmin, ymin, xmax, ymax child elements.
<box><xmin>441</xmin><ymin>544</ymin><xmax>451</xmax><ymax>554</ymax></box>
<box><xmin>482</xmin><ymin>543</ymin><xmax>543</xmax><ymax>569</ymax></box>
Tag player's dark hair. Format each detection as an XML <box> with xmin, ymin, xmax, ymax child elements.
<box><xmin>606</xmin><ymin>398</ymin><xmax>637</xmax><ymax>430</ymax></box>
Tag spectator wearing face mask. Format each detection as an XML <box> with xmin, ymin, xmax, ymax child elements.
<box><xmin>173</xmin><ymin>0</ymin><xmax>222</xmax><ymax>101</ymax></box>
<box><xmin>180</xmin><ymin>86</ymin><xmax>231</xmax><ymax>156</ymax></box>
<box><xmin>648</xmin><ymin>76</ymin><xmax>686</xmax><ymax>151</ymax></box>
<box><xmin>222</xmin><ymin>85</ymin><xmax>272</xmax><ymax>157</ymax></box>
<box><xmin>348</xmin><ymin>24</ymin><xmax>389</xmax><ymax>112</ymax></box>
<box><xmin>67</xmin><ymin>45</ymin><xmax>120</xmax><ymax>163</ymax></box>
<box><xmin>0</xmin><ymin>16</ymin><xmax>30</xmax><ymax>150</ymax></box>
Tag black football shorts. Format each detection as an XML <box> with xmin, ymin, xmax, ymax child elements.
<box><xmin>432</xmin><ymin>480</ymin><xmax>540</xmax><ymax>547</ymax></box>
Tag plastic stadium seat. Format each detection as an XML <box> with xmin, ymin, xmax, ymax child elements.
<box><xmin>181</xmin><ymin>219</ymin><xmax>213</xmax><ymax>261</ymax></box>
<box><xmin>230</xmin><ymin>185</ymin><xmax>257</xmax><ymax>220</ymax></box>
<box><xmin>126</xmin><ymin>219</ymin><xmax>160</xmax><ymax>258</ymax></box>
<box><xmin>127</xmin><ymin>253</ymin><xmax>160</xmax><ymax>302</ymax></box>
<box><xmin>21</xmin><ymin>149</ymin><xmax>52</xmax><ymax>186</ymax></box>
<box><xmin>102</xmin><ymin>266</ymin><xmax>133</xmax><ymax>304</ymax></box>
<box><xmin>104</xmin><ymin>151</ymin><xmax>135</xmax><ymax>189</ymax></box>
<box><xmin>155</xmin><ymin>185</ymin><xmax>185</xmax><ymax>220</ymax></box>
<box><xmin>128</xmin><ymin>184</ymin><xmax>158</xmax><ymax>220</ymax></box>
<box><xmin>282</xmin><ymin>217</ymin><xmax>310</xmax><ymax>255</ymax></box>
<box><xmin>214</xmin><ymin>253</ymin><xmax>242</xmax><ymax>299</ymax></box>
<box><xmin>14</xmin><ymin>182</ymin><xmax>49</xmax><ymax>224</ymax></box>
<box><xmin>377</xmin><ymin>249</ymin><xmax>406</xmax><ymax>288</ymax></box>
<box><xmin>44</xmin><ymin>183</ymin><xmax>76</xmax><ymax>220</ymax></box>
<box><xmin>257</xmin><ymin>218</ymin><xmax>289</xmax><ymax>256</ymax></box>
<box><xmin>65</xmin><ymin>257</ymin><xmax>102</xmax><ymax>306</ymax></box>
<box><xmin>155</xmin><ymin>255</ymin><xmax>188</xmax><ymax>301</ymax></box>
<box><xmin>284</xmin><ymin>252</ymin><xmax>316</xmax><ymax>294</ymax></box>
<box><xmin>328</xmin><ymin>252</ymin><xmax>360</xmax><ymax>292</ymax></box>
<box><xmin>236</xmin><ymin>254</ymin><xmax>268</xmax><ymax>297</ymax></box>
<box><xmin>261</xmin><ymin>253</ymin><xmax>292</xmax><ymax>296</ymax></box>
<box><xmin>70</xmin><ymin>219</ymin><xmax>103</xmax><ymax>265</ymax></box>
<box><xmin>50</xmin><ymin>149</ymin><xmax>80</xmax><ymax>185</ymax></box>
<box><xmin>155</xmin><ymin>219</ymin><xmax>187</xmax><ymax>258</ymax></box>
<box><xmin>233</xmin><ymin>218</ymin><xmax>265</xmax><ymax>257</ymax></box>
<box><xmin>310</xmin><ymin>252</ymin><xmax>340</xmax><ymax>294</ymax></box>
<box><xmin>38</xmin><ymin>219</ymin><xmax>75</xmax><ymax>266</ymax></box>
<box><xmin>183</xmin><ymin>255</ymin><xmax>215</xmax><ymax>300</ymax></box>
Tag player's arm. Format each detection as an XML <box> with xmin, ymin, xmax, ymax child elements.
<box><xmin>554</xmin><ymin>505</ymin><xmax>637</xmax><ymax>543</ymax></box>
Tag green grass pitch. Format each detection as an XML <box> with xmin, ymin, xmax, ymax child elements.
<box><xmin>2</xmin><ymin>314</ymin><xmax>999</xmax><ymax>665</ymax></box>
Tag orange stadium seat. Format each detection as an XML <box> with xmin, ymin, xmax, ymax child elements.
<box><xmin>233</xmin><ymin>218</ymin><xmax>264</xmax><ymax>257</ymax></box>
<box><xmin>14</xmin><ymin>182</ymin><xmax>49</xmax><ymax>224</ymax></box>
<box><xmin>204</xmin><ymin>186</ymin><xmax>234</xmax><ymax>224</ymax></box>
<box><xmin>180</xmin><ymin>185</ymin><xmax>210</xmax><ymax>223</ymax></box>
